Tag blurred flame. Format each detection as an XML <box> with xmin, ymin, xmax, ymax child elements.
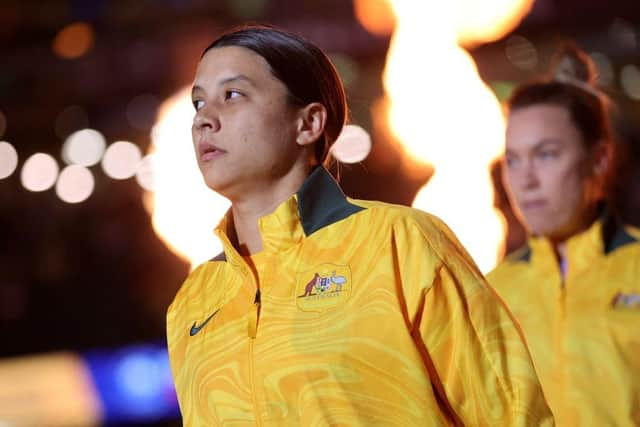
<box><xmin>355</xmin><ymin>0</ymin><xmax>532</xmax><ymax>46</ymax></box>
<box><xmin>454</xmin><ymin>0</ymin><xmax>533</xmax><ymax>46</ymax></box>
<box><xmin>353</xmin><ymin>0</ymin><xmax>395</xmax><ymax>36</ymax></box>
<box><xmin>145</xmin><ymin>87</ymin><xmax>230</xmax><ymax>269</ymax></box>
<box><xmin>366</xmin><ymin>0</ymin><xmax>532</xmax><ymax>272</ymax></box>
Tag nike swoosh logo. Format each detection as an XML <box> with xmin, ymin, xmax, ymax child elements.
<box><xmin>189</xmin><ymin>309</ymin><xmax>220</xmax><ymax>336</ymax></box>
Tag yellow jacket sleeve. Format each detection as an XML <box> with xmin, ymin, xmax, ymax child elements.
<box><xmin>396</xmin><ymin>215</ymin><xmax>554</xmax><ymax>426</ymax></box>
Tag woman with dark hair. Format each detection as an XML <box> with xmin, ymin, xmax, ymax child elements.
<box><xmin>167</xmin><ymin>25</ymin><xmax>552</xmax><ymax>426</ymax></box>
<box><xmin>488</xmin><ymin>45</ymin><xmax>640</xmax><ymax>426</ymax></box>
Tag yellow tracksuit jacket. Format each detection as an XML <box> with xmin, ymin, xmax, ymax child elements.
<box><xmin>488</xmin><ymin>216</ymin><xmax>640</xmax><ymax>426</ymax></box>
<box><xmin>167</xmin><ymin>167</ymin><xmax>553</xmax><ymax>426</ymax></box>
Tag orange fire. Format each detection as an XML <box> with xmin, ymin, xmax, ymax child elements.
<box><xmin>353</xmin><ymin>0</ymin><xmax>395</xmax><ymax>36</ymax></box>
<box><xmin>354</xmin><ymin>0</ymin><xmax>532</xmax><ymax>46</ymax></box>
<box><xmin>359</xmin><ymin>0</ymin><xmax>533</xmax><ymax>272</ymax></box>
<box><xmin>454</xmin><ymin>0</ymin><xmax>534</xmax><ymax>47</ymax></box>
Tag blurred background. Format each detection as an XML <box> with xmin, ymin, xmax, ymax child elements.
<box><xmin>1</xmin><ymin>0</ymin><xmax>640</xmax><ymax>425</ymax></box>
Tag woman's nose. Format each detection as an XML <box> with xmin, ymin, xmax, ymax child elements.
<box><xmin>522</xmin><ymin>161</ymin><xmax>540</xmax><ymax>189</ymax></box>
<box><xmin>193</xmin><ymin>106</ymin><xmax>221</xmax><ymax>132</ymax></box>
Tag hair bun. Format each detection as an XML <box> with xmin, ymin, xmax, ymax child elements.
<box><xmin>551</xmin><ymin>43</ymin><xmax>598</xmax><ymax>86</ymax></box>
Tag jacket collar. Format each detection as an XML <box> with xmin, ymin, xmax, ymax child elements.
<box><xmin>213</xmin><ymin>166</ymin><xmax>364</xmax><ymax>262</ymax></box>
<box><xmin>296</xmin><ymin>166</ymin><xmax>365</xmax><ymax>236</ymax></box>
<box><xmin>513</xmin><ymin>211</ymin><xmax>637</xmax><ymax>270</ymax></box>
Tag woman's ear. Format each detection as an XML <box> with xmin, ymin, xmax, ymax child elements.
<box><xmin>295</xmin><ymin>103</ymin><xmax>327</xmax><ymax>147</ymax></box>
<box><xmin>591</xmin><ymin>140</ymin><xmax>610</xmax><ymax>177</ymax></box>
<box><xmin>586</xmin><ymin>140</ymin><xmax>610</xmax><ymax>201</ymax></box>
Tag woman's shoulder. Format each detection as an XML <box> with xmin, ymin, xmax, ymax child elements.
<box><xmin>348</xmin><ymin>198</ymin><xmax>413</xmax><ymax>215</ymax></box>
<box><xmin>349</xmin><ymin>198</ymin><xmax>477</xmax><ymax>262</ymax></box>
<box><xmin>168</xmin><ymin>258</ymin><xmax>227</xmax><ymax>314</ymax></box>
<box><xmin>348</xmin><ymin>198</ymin><xmax>446</xmax><ymax>229</ymax></box>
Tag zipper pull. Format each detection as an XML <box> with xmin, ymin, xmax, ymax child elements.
<box><xmin>248</xmin><ymin>289</ymin><xmax>261</xmax><ymax>339</ymax></box>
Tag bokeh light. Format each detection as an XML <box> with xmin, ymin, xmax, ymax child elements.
<box><xmin>56</xmin><ymin>165</ymin><xmax>95</xmax><ymax>204</ymax></box>
<box><xmin>21</xmin><ymin>153</ymin><xmax>59</xmax><ymax>192</ymax></box>
<box><xmin>135</xmin><ymin>154</ymin><xmax>156</xmax><ymax>191</ymax></box>
<box><xmin>505</xmin><ymin>35</ymin><xmax>538</xmax><ymax>70</ymax></box>
<box><xmin>608</xmin><ymin>18</ymin><xmax>637</xmax><ymax>51</ymax></box>
<box><xmin>115</xmin><ymin>353</ymin><xmax>164</xmax><ymax>400</ymax></box>
<box><xmin>146</xmin><ymin>87</ymin><xmax>230</xmax><ymax>269</ymax></box>
<box><xmin>620</xmin><ymin>64</ymin><xmax>640</xmax><ymax>100</ymax></box>
<box><xmin>0</xmin><ymin>141</ymin><xmax>18</xmax><ymax>180</ymax></box>
<box><xmin>102</xmin><ymin>141</ymin><xmax>142</xmax><ymax>180</ymax></box>
<box><xmin>331</xmin><ymin>125</ymin><xmax>372</xmax><ymax>164</ymax></box>
<box><xmin>62</xmin><ymin>128</ymin><xmax>106</xmax><ymax>167</ymax></box>
<box><xmin>55</xmin><ymin>106</ymin><xmax>89</xmax><ymax>139</ymax></box>
<box><xmin>0</xmin><ymin>353</ymin><xmax>102</xmax><ymax>426</ymax></box>
<box><xmin>589</xmin><ymin>52</ymin><xmax>614</xmax><ymax>86</ymax></box>
<box><xmin>83</xmin><ymin>344</ymin><xmax>178</xmax><ymax>422</ymax></box>
<box><xmin>52</xmin><ymin>22</ymin><xmax>95</xmax><ymax>59</ymax></box>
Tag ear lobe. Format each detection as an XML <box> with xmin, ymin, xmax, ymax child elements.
<box><xmin>594</xmin><ymin>159</ymin><xmax>607</xmax><ymax>176</ymax></box>
<box><xmin>592</xmin><ymin>140</ymin><xmax>610</xmax><ymax>176</ymax></box>
<box><xmin>296</xmin><ymin>103</ymin><xmax>327</xmax><ymax>146</ymax></box>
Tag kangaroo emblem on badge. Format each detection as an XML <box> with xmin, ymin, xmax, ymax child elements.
<box><xmin>299</xmin><ymin>271</ymin><xmax>348</xmax><ymax>297</ymax></box>
<box><xmin>296</xmin><ymin>264</ymin><xmax>351</xmax><ymax>312</ymax></box>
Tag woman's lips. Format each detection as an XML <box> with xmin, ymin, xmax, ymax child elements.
<box><xmin>201</xmin><ymin>149</ymin><xmax>225</xmax><ymax>161</ymax></box>
<box><xmin>198</xmin><ymin>142</ymin><xmax>226</xmax><ymax>162</ymax></box>
<box><xmin>521</xmin><ymin>199</ymin><xmax>547</xmax><ymax>210</ymax></box>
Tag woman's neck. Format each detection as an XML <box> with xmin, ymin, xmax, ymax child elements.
<box><xmin>548</xmin><ymin>204</ymin><xmax>601</xmax><ymax>277</ymax></box>
<box><xmin>228</xmin><ymin>165</ymin><xmax>312</xmax><ymax>255</ymax></box>
<box><xmin>554</xmin><ymin>241</ymin><xmax>568</xmax><ymax>278</ymax></box>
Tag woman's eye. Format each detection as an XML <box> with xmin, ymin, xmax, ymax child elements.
<box><xmin>193</xmin><ymin>100</ymin><xmax>204</xmax><ymax>111</ymax></box>
<box><xmin>505</xmin><ymin>156</ymin><xmax>518</xmax><ymax>168</ymax></box>
<box><xmin>225</xmin><ymin>90</ymin><xmax>242</xmax><ymax>100</ymax></box>
<box><xmin>538</xmin><ymin>150</ymin><xmax>557</xmax><ymax>160</ymax></box>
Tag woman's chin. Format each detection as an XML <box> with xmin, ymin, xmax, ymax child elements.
<box><xmin>203</xmin><ymin>175</ymin><xmax>230</xmax><ymax>194</ymax></box>
<box><xmin>526</xmin><ymin>220</ymin><xmax>557</xmax><ymax>238</ymax></box>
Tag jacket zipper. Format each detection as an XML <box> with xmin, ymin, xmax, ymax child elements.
<box><xmin>557</xmin><ymin>275</ymin><xmax>567</xmax><ymax>424</ymax></box>
<box><xmin>248</xmin><ymin>289</ymin><xmax>261</xmax><ymax>338</ymax></box>
<box><xmin>248</xmin><ymin>288</ymin><xmax>263</xmax><ymax>426</ymax></box>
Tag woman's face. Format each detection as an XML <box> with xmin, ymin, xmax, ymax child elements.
<box><xmin>503</xmin><ymin>104</ymin><xmax>598</xmax><ymax>240</ymax></box>
<box><xmin>191</xmin><ymin>46</ymin><xmax>303</xmax><ymax>200</ymax></box>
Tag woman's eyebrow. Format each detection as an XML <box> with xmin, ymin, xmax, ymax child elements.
<box><xmin>217</xmin><ymin>74</ymin><xmax>255</xmax><ymax>87</ymax></box>
<box><xmin>191</xmin><ymin>75</ymin><xmax>255</xmax><ymax>97</ymax></box>
<box><xmin>191</xmin><ymin>85</ymin><xmax>204</xmax><ymax>98</ymax></box>
<box><xmin>532</xmin><ymin>138</ymin><xmax>562</xmax><ymax>150</ymax></box>
<box><xmin>505</xmin><ymin>138</ymin><xmax>562</xmax><ymax>156</ymax></box>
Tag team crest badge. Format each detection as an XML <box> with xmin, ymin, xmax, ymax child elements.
<box><xmin>296</xmin><ymin>263</ymin><xmax>351</xmax><ymax>312</ymax></box>
<box><xmin>611</xmin><ymin>291</ymin><xmax>640</xmax><ymax>311</ymax></box>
